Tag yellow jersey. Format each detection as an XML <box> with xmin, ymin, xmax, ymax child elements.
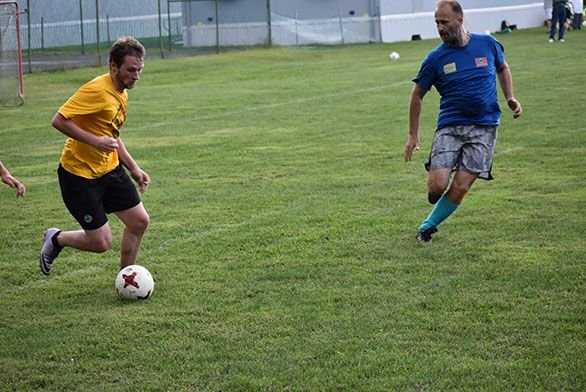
<box><xmin>58</xmin><ymin>73</ymin><xmax>128</xmax><ymax>179</ymax></box>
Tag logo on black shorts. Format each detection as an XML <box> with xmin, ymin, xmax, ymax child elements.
<box><xmin>84</xmin><ymin>215</ymin><xmax>93</xmax><ymax>223</ymax></box>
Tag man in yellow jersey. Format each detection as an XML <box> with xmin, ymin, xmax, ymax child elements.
<box><xmin>40</xmin><ymin>36</ymin><xmax>150</xmax><ymax>276</ymax></box>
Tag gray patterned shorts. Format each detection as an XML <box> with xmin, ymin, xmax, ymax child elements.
<box><xmin>425</xmin><ymin>125</ymin><xmax>498</xmax><ymax>180</ymax></box>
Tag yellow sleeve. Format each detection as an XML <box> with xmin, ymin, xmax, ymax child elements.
<box><xmin>58</xmin><ymin>82</ymin><xmax>105</xmax><ymax>119</ymax></box>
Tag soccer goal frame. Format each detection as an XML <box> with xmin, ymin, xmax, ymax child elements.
<box><xmin>0</xmin><ymin>1</ymin><xmax>24</xmax><ymax>105</ymax></box>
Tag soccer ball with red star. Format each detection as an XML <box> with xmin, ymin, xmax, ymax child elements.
<box><xmin>115</xmin><ymin>265</ymin><xmax>154</xmax><ymax>300</ymax></box>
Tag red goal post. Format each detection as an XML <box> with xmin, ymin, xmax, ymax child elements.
<box><xmin>0</xmin><ymin>1</ymin><xmax>24</xmax><ymax>105</ymax></box>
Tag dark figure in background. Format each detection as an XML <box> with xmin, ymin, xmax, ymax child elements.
<box><xmin>549</xmin><ymin>0</ymin><xmax>569</xmax><ymax>42</ymax></box>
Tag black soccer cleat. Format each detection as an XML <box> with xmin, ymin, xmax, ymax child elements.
<box><xmin>416</xmin><ymin>227</ymin><xmax>438</xmax><ymax>244</ymax></box>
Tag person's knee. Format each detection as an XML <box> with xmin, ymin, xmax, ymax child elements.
<box><xmin>427</xmin><ymin>168</ymin><xmax>452</xmax><ymax>202</ymax></box>
<box><xmin>91</xmin><ymin>236</ymin><xmax>113</xmax><ymax>253</ymax></box>
<box><xmin>447</xmin><ymin>181</ymin><xmax>471</xmax><ymax>203</ymax></box>
<box><xmin>427</xmin><ymin>179</ymin><xmax>448</xmax><ymax>196</ymax></box>
<box><xmin>84</xmin><ymin>226</ymin><xmax>113</xmax><ymax>253</ymax></box>
<box><xmin>128</xmin><ymin>212</ymin><xmax>150</xmax><ymax>235</ymax></box>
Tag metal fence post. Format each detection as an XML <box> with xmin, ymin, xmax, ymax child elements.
<box><xmin>295</xmin><ymin>8</ymin><xmax>299</xmax><ymax>47</ymax></box>
<box><xmin>40</xmin><ymin>16</ymin><xmax>44</xmax><ymax>50</ymax></box>
<box><xmin>106</xmin><ymin>14</ymin><xmax>110</xmax><ymax>44</ymax></box>
<box><xmin>215</xmin><ymin>0</ymin><xmax>219</xmax><ymax>54</ymax></box>
<box><xmin>158</xmin><ymin>0</ymin><xmax>164</xmax><ymax>58</ymax></box>
<box><xmin>338</xmin><ymin>6</ymin><xmax>344</xmax><ymax>45</ymax></box>
<box><xmin>80</xmin><ymin>0</ymin><xmax>85</xmax><ymax>54</ymax></box>
<box><xmin>266</xmin><ymin>0</ymin><xmax>271</xmax><ymax>48</ymax></box>
<box><xmin>95</xmin><ymin>0</ymin><xmax>101</xmax><ymax>65</ymax></box>
<box><xmin>167</xmin><ymin>0</ymin><xmax>172</xmax><ymax>52</ymax></box>
<box><xmin>26</xmin><ymin>0</ymin><xmax>31</xmax><ymax>73</ymax></box>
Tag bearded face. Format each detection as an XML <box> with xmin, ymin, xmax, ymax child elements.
<box><xmin>440</xmin><ymin>24</ymin><xmax>462</xmax><ymax>46</ymax></box>
<box><xmin>110</xmin><ymin>55</ymin><xmax>144</xmax><ymax>92</ymax></box>
<box><xmin>434</xmin><ymin>4</ymin><xmax>465</xmax><ymax>47</ymax></box>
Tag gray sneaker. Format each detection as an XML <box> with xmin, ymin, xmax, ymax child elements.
<box><xmin>40</xmin><ymin>228</ymin><xmax>62</xmax><ymax>275</ymax></box>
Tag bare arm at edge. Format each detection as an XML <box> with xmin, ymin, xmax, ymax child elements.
<box><xmin>497</xmin><ymin>61</ymin><xmax>522</xmax><ymax>119</ymax></box>
<box><xmin>404</xmin><ymin>83</ymin><xmax>428</xmax><ymax>162</ymax></box>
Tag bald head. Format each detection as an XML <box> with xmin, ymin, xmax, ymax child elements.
<box><xmin>436</xmin><ymin>0</ymin><xmax>464</xmax><ymax>18</ymax></box>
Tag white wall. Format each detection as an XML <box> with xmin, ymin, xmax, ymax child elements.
<box><xmin>181</xmin><ymin>0</ymin><xmax>547</xmax><ymax>47</ymax></box>
<box><xmin>381</xmin><ymin>0</ymin><xmax>543</xmax><ymax>15</ymax></box>
<box><xmin>381</xmin><ymin>2</ymin><xmax>544</xmax><ymax>43</ymax></box>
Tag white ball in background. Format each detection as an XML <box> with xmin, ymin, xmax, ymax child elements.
<box><xmin>484</xmin><ymin>30</ymin><xmax>491</xmax><ymax>35</ymax></box>
<box><xmin>389</xmin><ymin>51</ymin><xmax>400</xmax><ymax>61</ymax></box>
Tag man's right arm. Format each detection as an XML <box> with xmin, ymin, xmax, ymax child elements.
<box><xmin>51</xmin><ymin>113</ymin><xmax>119</xmax><ymax>152</ymax></box>
<box><xmin>404</xmin><ymin>83</ymin><xmax>427</xmax><ymax>162</ymax></box>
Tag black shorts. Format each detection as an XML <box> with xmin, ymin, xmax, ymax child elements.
<box><xmin>58</xmin><ymin>164</ymin><xmax>141</xmax><ymax>230</ymax></box>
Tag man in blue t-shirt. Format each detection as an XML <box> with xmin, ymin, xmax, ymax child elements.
<box><xmin>404</xmin><ymin>0</ymin><xmax>522</xmax><ymax>243</ymax></box>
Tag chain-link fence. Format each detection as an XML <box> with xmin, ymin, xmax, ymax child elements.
<box><xmin>14</xmin><ymin>0</ymin><xmax>545</xmax><ymax>73</ymax></box>
<box><xmin>17</xmin><ymin>0</ymin><xmax>183</xmax><ymax>72</ymax></box>
<box><xmin>179</xmin><ymin>0</ymin><xmax>380</xmax><ymax>48</ymax></box>
<box><xmin>16</xmin><ymin>0</ymin><xmax>383</xmax><ymax>73</ymax></box>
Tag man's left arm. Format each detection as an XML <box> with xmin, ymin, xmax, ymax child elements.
<box><xmin>117</xmin><ymin>137</ymin><xmax>150</xmax><ymax>193</ymax></box>
<box><xmin>497</xmin><ymin>61</ymin><xmax>522</xmax><ymax>119</ymax></box>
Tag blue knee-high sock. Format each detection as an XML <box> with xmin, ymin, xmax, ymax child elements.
<box><xmin>418</xmin><ymin>194</ymin><xmax>459</xmax><ymax>232</ymax></box>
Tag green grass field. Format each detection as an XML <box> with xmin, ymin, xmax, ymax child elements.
<box><xmin>1</xmin><ymin>28</ymin><xmax>584</xmax><ymax>390</ymax></box>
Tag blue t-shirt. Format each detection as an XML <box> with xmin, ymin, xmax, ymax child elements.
<box><xmin>413</xmin><ymin>33</ymin><xmax>505</xmax><ymax>129</ymax></box>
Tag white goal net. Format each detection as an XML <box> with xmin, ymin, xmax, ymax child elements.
<box><xmin>0</xmin><ymin>1</ymin><xmax>23</xmax><ymax>106</ymax></box>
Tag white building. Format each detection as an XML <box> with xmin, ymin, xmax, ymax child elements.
<box><xmin>180</xmin><ymin>0</ymin><xmax>545</xmax><ymax>47</ymax></box>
